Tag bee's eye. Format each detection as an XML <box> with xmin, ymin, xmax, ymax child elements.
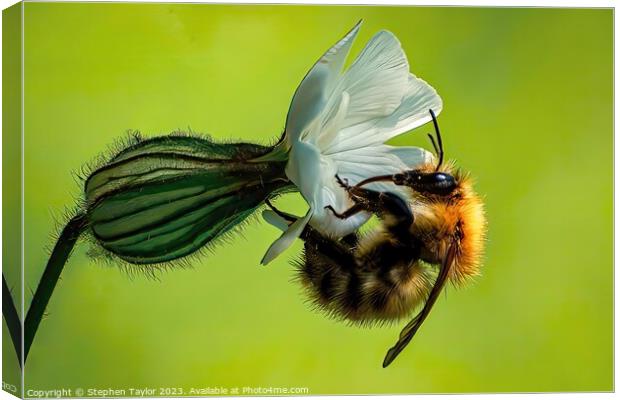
<box><xmin>433</xmin><ymin>173</ymin><xmax>453</xmax><ymax>184</ymax></box>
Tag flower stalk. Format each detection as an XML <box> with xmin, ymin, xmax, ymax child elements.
<box><xmin>2</xmin><ymin>275</ymin><xmax>21</xmax><ymax>365</ymax></box>
<box><xmin>24</xmin><ymin>213</ymin><xmax>87</xmax><ymax>362</ymax></box>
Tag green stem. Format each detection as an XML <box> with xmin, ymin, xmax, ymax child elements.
<box><xmin>24</xmin><ymin>213</ymin><xmax>87</xmax><ymax>362</ymax></box>
<box><xmin>2</xmin><ymin>274</ymin><xmax>22</xmax><ymax>366</ymax></box>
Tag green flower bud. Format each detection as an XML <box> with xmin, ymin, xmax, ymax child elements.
<box><xmin>84</xmin><ymin>135</ymin><xmax>291</xmax><ymax>264</ymax></box>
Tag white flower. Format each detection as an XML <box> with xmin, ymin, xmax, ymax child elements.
<box><xmin>260</xmin><ymin>21</ymin><xmax>442</xmax><ymax>265</ymax></box>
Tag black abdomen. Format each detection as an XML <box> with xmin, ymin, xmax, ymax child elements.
<box><xmin>298</xmin><ymin>230</ymin><xmax>433</xmax><ymax>323</ymax></box>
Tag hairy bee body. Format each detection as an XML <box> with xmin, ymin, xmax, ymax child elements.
<box><xmin>407</xmin><ymin>164</ymin><xmax>486</xmax><ymax>284</ymax></box>
<box><xmin>298</xmin><ymin>163</ymin><xmax>485</xmax><ymax>326</ymax></box>
<box><xmin>299</xmin><ymin>229</ymin><xmax>434</xmax><ymax>323</ymax></box>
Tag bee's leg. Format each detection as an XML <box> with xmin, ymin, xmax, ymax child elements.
<box><xmin>324</xmin><ymin>203</ymin><xmax>366</xmax><ymax>219</ymax></box>
<box><xmin>327</xmin><ymin>175</ymin><xmax>399</xmax><ymax>218</ymax></box>
<box><xmin>300</xmin><ymin>225</ymin><xmax>358</xmax><ymax>266</ymax></box>
<box><xmin>264</xmin><ymin>198</ymin><xmax>296</xmax><ymax>223</ymax></box>
<box><xmin>326</xmin><ymin>184</ymin><xmax>413</xmax><ymax>243</ymax></box>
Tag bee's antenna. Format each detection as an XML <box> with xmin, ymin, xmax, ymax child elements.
<box><xmin>354</xmin><ymin>174</ymin><xmax>395</xmax><ymax>188</ymax></box>
<box><xmin>427</xmin><ymin>133</ymin><xmax>439</xmax><ymax>156</ymax></box>
<box><xmin>429</xmin><ymin>109</ymin><xmax>444</xmax><ymax>171</ymax></box>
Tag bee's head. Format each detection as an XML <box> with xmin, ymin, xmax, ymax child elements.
<box><xmin>393</xmin><ymin>170</ymin><xmax>457</xmax><ymax>196</ymax></box>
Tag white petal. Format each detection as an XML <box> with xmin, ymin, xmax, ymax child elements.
<box><xmin>323</xmin><ymin>74</ymin><xmax>443</xmax><ymax>155</ymax></box>
<box><xmin>335</xmin><ymin>30</ymin><xmax>410</xmax><ymax>128</ymax></box>
<box><xmin>285</xmin><ymin>140</ymin><xmax>332</xmax><ymax>206</ymax></box>
<box><xmin>377</xmin><ymin>74</ymin><xmax>444</xmax><ymax>141</ymax></box>
<box><xmin>262</xmin><ymin>210</ymin><xmax>293</xmax><ymax>232</ymax></box>
<box><xmin>320</xmin><ymin>20</ymin><xmax>363</xmax><ymax>83</ymax></box>
<box><xmin>283</xmin><ymin>21</ymin><xmax>362</xmax><ymax>145</ymax></box>
<box><xmin>330</xmin><ymin>145</ymin><xmax>434</xmax><ymax>177</ymax></box>
<box><xmin>261</xmin><ymin>208</ymin><xmax>313</xmax><ymax>265</ymax></box>
<box><xmin>388</xmin><ymin>145</ymin><xmax>436</xmax><ymax>167</ymax></box>
<box><xmin>316</xmin><ymin>91</ymin><xmax>350</xmax><ymax>148</ymax></box>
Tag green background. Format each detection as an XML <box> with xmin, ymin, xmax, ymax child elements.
<box><xmin>7</xmin><ymin>3</ymin><xmax>614</xmax><ymax>394</ymax></box>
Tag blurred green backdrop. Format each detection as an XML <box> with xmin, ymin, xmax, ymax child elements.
<box><xmin>7</xmin><ymin>3</ymin><xmax>613</xmax><ymax>394</ymax></box>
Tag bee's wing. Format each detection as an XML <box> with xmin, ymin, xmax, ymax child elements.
<box><xmin>382</xmin><ymin>241</ymin><xmax>458</xmax><ymax>368</ymax></box>
<box><xmin>284</xmin><ymin>21</ymin><xmax>362</xmax><ymax>144</ymax></box>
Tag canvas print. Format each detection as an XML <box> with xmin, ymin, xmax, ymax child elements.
<box><xmin>1</xmin><ymin>2</ymin><xmax>613</xmax><ymax>397</ymax></box>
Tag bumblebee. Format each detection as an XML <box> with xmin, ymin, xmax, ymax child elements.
<box><xmin>267</xmin><ymin>110</ymin><xmax>486</xmax><ymax>367</ymax></box>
